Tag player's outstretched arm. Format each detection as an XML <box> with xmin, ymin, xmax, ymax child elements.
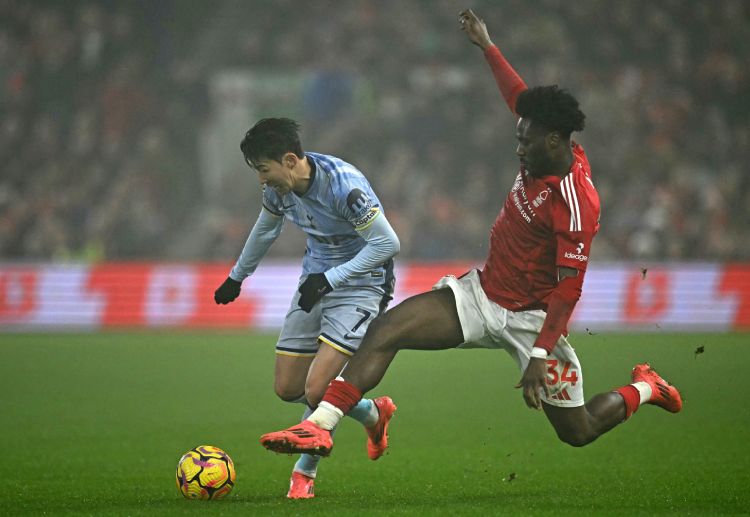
<box><xmin>215</xmin><ymin>208</ymin><xmax>283</xmax><ymax>305</ymax></box>
<box><xmin>459</xmin><ymin>8</ymin><xmax>527</xmax><ymax>115</ymax></box>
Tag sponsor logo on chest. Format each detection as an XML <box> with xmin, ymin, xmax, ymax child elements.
<box><xmin>509</xmin><ymin>174</ymin><xmax>551</xmax><ymax>224</ymax></box>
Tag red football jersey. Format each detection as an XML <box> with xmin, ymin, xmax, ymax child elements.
<box><xmin>479</xmin><ymin>143</ymin><xmax>600</xmax><ymax>311</ymax></box>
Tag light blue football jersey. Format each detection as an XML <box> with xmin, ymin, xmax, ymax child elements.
<box><xmin>262</xmin><ymin>152</ymin><xmax>393</xmax><ymax>288</ymax></box>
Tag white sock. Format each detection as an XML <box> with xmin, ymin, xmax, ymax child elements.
<box><xmin>631</xmin><ymin>381</ymin><xmax>652</xmax><ymax>405</ymax></box>
<box><xmin>307</xmin><ymin>401</ymin><xmax>344</xmax><ymax>431</ymax></box>
<box><xmin>293</xmin><ymin>455</ymin><xmax>319</xmax><ymax>478</ymax></box>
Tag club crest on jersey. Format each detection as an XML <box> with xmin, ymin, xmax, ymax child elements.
<box><xmin>532</xmin><ymin>188</ymin><xmax>551</xmax><ymax>208</ymax></box>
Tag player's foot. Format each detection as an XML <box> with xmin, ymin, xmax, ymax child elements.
<box><xmin>365</xmin><ymin>396</ymin><xmax>397</xmax><ymax>460</ymax></box>
<box><xmin>287</xmin><ymin>471</ymin><xmax>315</xmax><ymax>499</ymax></box>
<box><xmin>260</xmin><ymin>420</ymin><xmax>333</xmax><ymax>456</ymax></box>
<box><xmin>632</xmin><ymin>363</ymin><xmax>683</xmax><ymax>413</ymax></box>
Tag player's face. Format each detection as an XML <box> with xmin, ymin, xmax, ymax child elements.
<box><xmin>250</xmin><ymin>156</ymin><xmax>295</xmax><ymax>195</ymax></box>
<box><xmin>515</xmin><ymin>118</ymin><xmax>553</xmax><ymax>177</ymax></box>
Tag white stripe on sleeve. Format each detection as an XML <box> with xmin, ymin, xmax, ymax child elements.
<box><xmin>560</xmin><ymin>176</ymin><xmax>573</xmax><ymax>231</ymax></box>
<box><xmin>567</xmin><ymin>175</ymin><xmax>582</xmax><ymax>231</ymax></box>
<box><xmin>561</xmin><ymin>175</ymin><xmax>582</xmax><ymax>232</ymax></box>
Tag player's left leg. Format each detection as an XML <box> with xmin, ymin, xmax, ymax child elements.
<box><xmin>502</xmin><ymin>310</ymin><xmax>682</xmax><ymax>447</ymax></box>
<box><xmin>543</xmin><ymin>362</ymin><xmax>683</xmax><ymax>447</ymax></box>
<box><xmin>304</xmin><ymin>343</ymin><xmax>384</xmax><ymax>435</ymax></box>
<box><xmin>296</xmin><ymin>343</ymin><xmax>391</xmax><ymax>465</ymax></box>
<box><xmin>542</xmin><ymin>395</ymin><xmax>627</xmax><ymax>447</ymax></box>
<box><xmin>303</xmin><ymin>343</ymin><xmax>351</xmax><ymax>407</ymax></box>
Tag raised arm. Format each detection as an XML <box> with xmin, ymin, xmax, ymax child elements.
<box><xmin>460</xmin><ymin>9</ymin><xmax>528</xmax><ymax>115</ymax></box>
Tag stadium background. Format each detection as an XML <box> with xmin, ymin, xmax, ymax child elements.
<box><xmin>2</xmin><ymin>0</ymin><xmax>749</xmax><ymax>330</ymax></box>
<box><xmin>1</xmin><ymin>1</ymin><xmax>749</xmax><ymax>515</ymax></box>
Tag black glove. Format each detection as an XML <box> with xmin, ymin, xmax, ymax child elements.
<box><xmin>298</xmin><ymin>273</ymin><xmax>333</xmax><ymax>312</ymax></box>
<box><xmin>214</xmin><ymin>277</ymin><xmax>242</xmax><ymax>304</ymax></box>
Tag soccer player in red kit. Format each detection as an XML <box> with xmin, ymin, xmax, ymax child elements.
<box><xmin>260</xmin><ymin>9</ymin><xmax>682</xmax><ymax>457</ymax></box>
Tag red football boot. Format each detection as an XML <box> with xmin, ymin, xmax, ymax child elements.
<box><xmin>365</xmin><ymin>396</ymin><xmax>397</xmax><ymax>460</ymax></box>
<box><xmin>287</xmin><ymin>471</ymin><xmax>315</xmax><ymax>499</ymax></box>
<box><xmin>632</xmin><ymin>363</ymin><xmax>683</xmax><ymax>413</ymax></box>
<box><xmin>260</xmin><ymin>420</ymin><xmax>333</xmax><ymax>456</ymax></box>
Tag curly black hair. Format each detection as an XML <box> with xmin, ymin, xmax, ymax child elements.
<box><xmin>515</xmin><ymin>85</ymin><xmax>585</xmax><ymax>137</ymax></box>
<box><xmin>240</xmin><ymin>118</ymin><xmax>304</xmax><ymax>168</ymax></box>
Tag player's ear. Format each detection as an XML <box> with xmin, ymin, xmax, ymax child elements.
<box><xmin>282</xmin><ymin>152</ymin><xmax>299</xmax><ymax>169</ymax></box>
<box><xmin>546</xmin><ymin>132</ymin><xmax>561</xmax><ymax>150</ymax></box>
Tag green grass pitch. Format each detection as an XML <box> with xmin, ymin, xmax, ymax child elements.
<box><xmin>1</xmin><ymin>331</ymin><xmax>748</xmax><ymax>516</ymax></box>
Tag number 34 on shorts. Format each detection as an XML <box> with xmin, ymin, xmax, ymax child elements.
<box><xmin>545</xmin><ymin>359</ymin><xmax>579</xmax><ymax>402</ymax></box>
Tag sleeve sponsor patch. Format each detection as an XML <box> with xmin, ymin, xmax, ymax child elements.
<box><xmin>563</xmin><ymin>242</ymin><xmax>589</xmax><ymax>263</ymax></box>
<box><xmin>347</xmin><ymin>188</ymin><xmax>373</xmax><ymax>217</ymax></box>
<box><xmin>346</xmin><ymin>188</ymin><xmax>381</xmax><ymax>229</ymax></box>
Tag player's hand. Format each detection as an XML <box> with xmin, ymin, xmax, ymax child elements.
<box><xmin>516</xmin><ymin>357</ymin><xmax>550</xmax><ymax>410</ymax></box>
<box><xmin>214</xmin><ymin>277</ymin><xmax>242</xmax><ymax>305</ymax></box>
<box><xmin>459</xmin><ymin>9</ymin><xmax>493</xmax><ymax>50</ymax></box>
<box><xmin>298</xmin><ymin>273</ymin><xmax>333</xmax><ymax>313</ymax></box>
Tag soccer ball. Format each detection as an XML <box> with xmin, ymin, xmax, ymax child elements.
<box><xmin>176</xmin><ymin>445</ymin><xmax>236</xmax><ymax>500</ymax></box>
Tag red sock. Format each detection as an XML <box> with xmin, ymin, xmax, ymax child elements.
<box><xmin>615</xmin><ymin>385</ymin><xmax>640</xmax><ymax>419</ymax></box>
<box><xmin>321</xmin><ymin>379</ymin><xmax>362</xmax><ymax>414</ymax></box>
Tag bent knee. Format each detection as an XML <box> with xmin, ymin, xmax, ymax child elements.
<box><xmin>274</xmin><ymin>382</ymin><xmax>306</xmax><ymax>403</ymax></box>
<box><xmin>556</xmin><ymin>430</ymin><xmax>595</xmax><ymax>448</ymax></box>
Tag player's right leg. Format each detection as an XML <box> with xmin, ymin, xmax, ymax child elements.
<box><xmin>274</xmin><ymin>354</ymin><xmax>314</xmax><ymax>402</ymax></box>
<box><xmin>273</xmin><ymin>286</ymin><xmax>323</xmax><ymax>401</ymax></box>
<box><xmin>260</xmin><ymin>286</ymin><xmax>465</xmax><ymax>455</ymax></box>
<box><xmin>272</xmin><ymin>289</ymin><xmax>325</xmax><ymax>496</ymax></box>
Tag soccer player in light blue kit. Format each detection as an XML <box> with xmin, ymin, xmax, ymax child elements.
<box><xmin>214</xmin><ymin>118</ymin><xmax>400</xmax><ymax>498</ymax></box>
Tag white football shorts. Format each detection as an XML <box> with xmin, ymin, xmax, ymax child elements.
<box><xmin>434</xmin><ymin>269</ymin><xmax>584</xmax><ymax>408</ymax></box>
<box><xmin>276</xmin><ymin>275</ymin><xmax>391</xmax><ymax>358</ymax></box>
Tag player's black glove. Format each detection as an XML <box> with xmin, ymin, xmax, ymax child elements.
<box><xmin>298</xmin><ymin>273</ymin><xmax>333</xmax><ymax>313</ymax></box>
<box><xmin>214</xmin><ymin>277</ymin><xmax>242</xmax><ymax>304</ymax></box>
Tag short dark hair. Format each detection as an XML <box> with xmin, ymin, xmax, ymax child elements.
<box><xmin>516</xmin><ymin>85</ymin><xmax>585</xmax><ymax>137</ymax></box>
<box><xmin>240</xmin><ymin>118</ymin><xmax>304</xmax><ymax>168</ymax></box>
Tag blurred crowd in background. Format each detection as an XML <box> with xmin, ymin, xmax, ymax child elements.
<box><xmin>2</xmin><ymin>0</ymin><xmax>749</xmax><ymax>263</ymax></box>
